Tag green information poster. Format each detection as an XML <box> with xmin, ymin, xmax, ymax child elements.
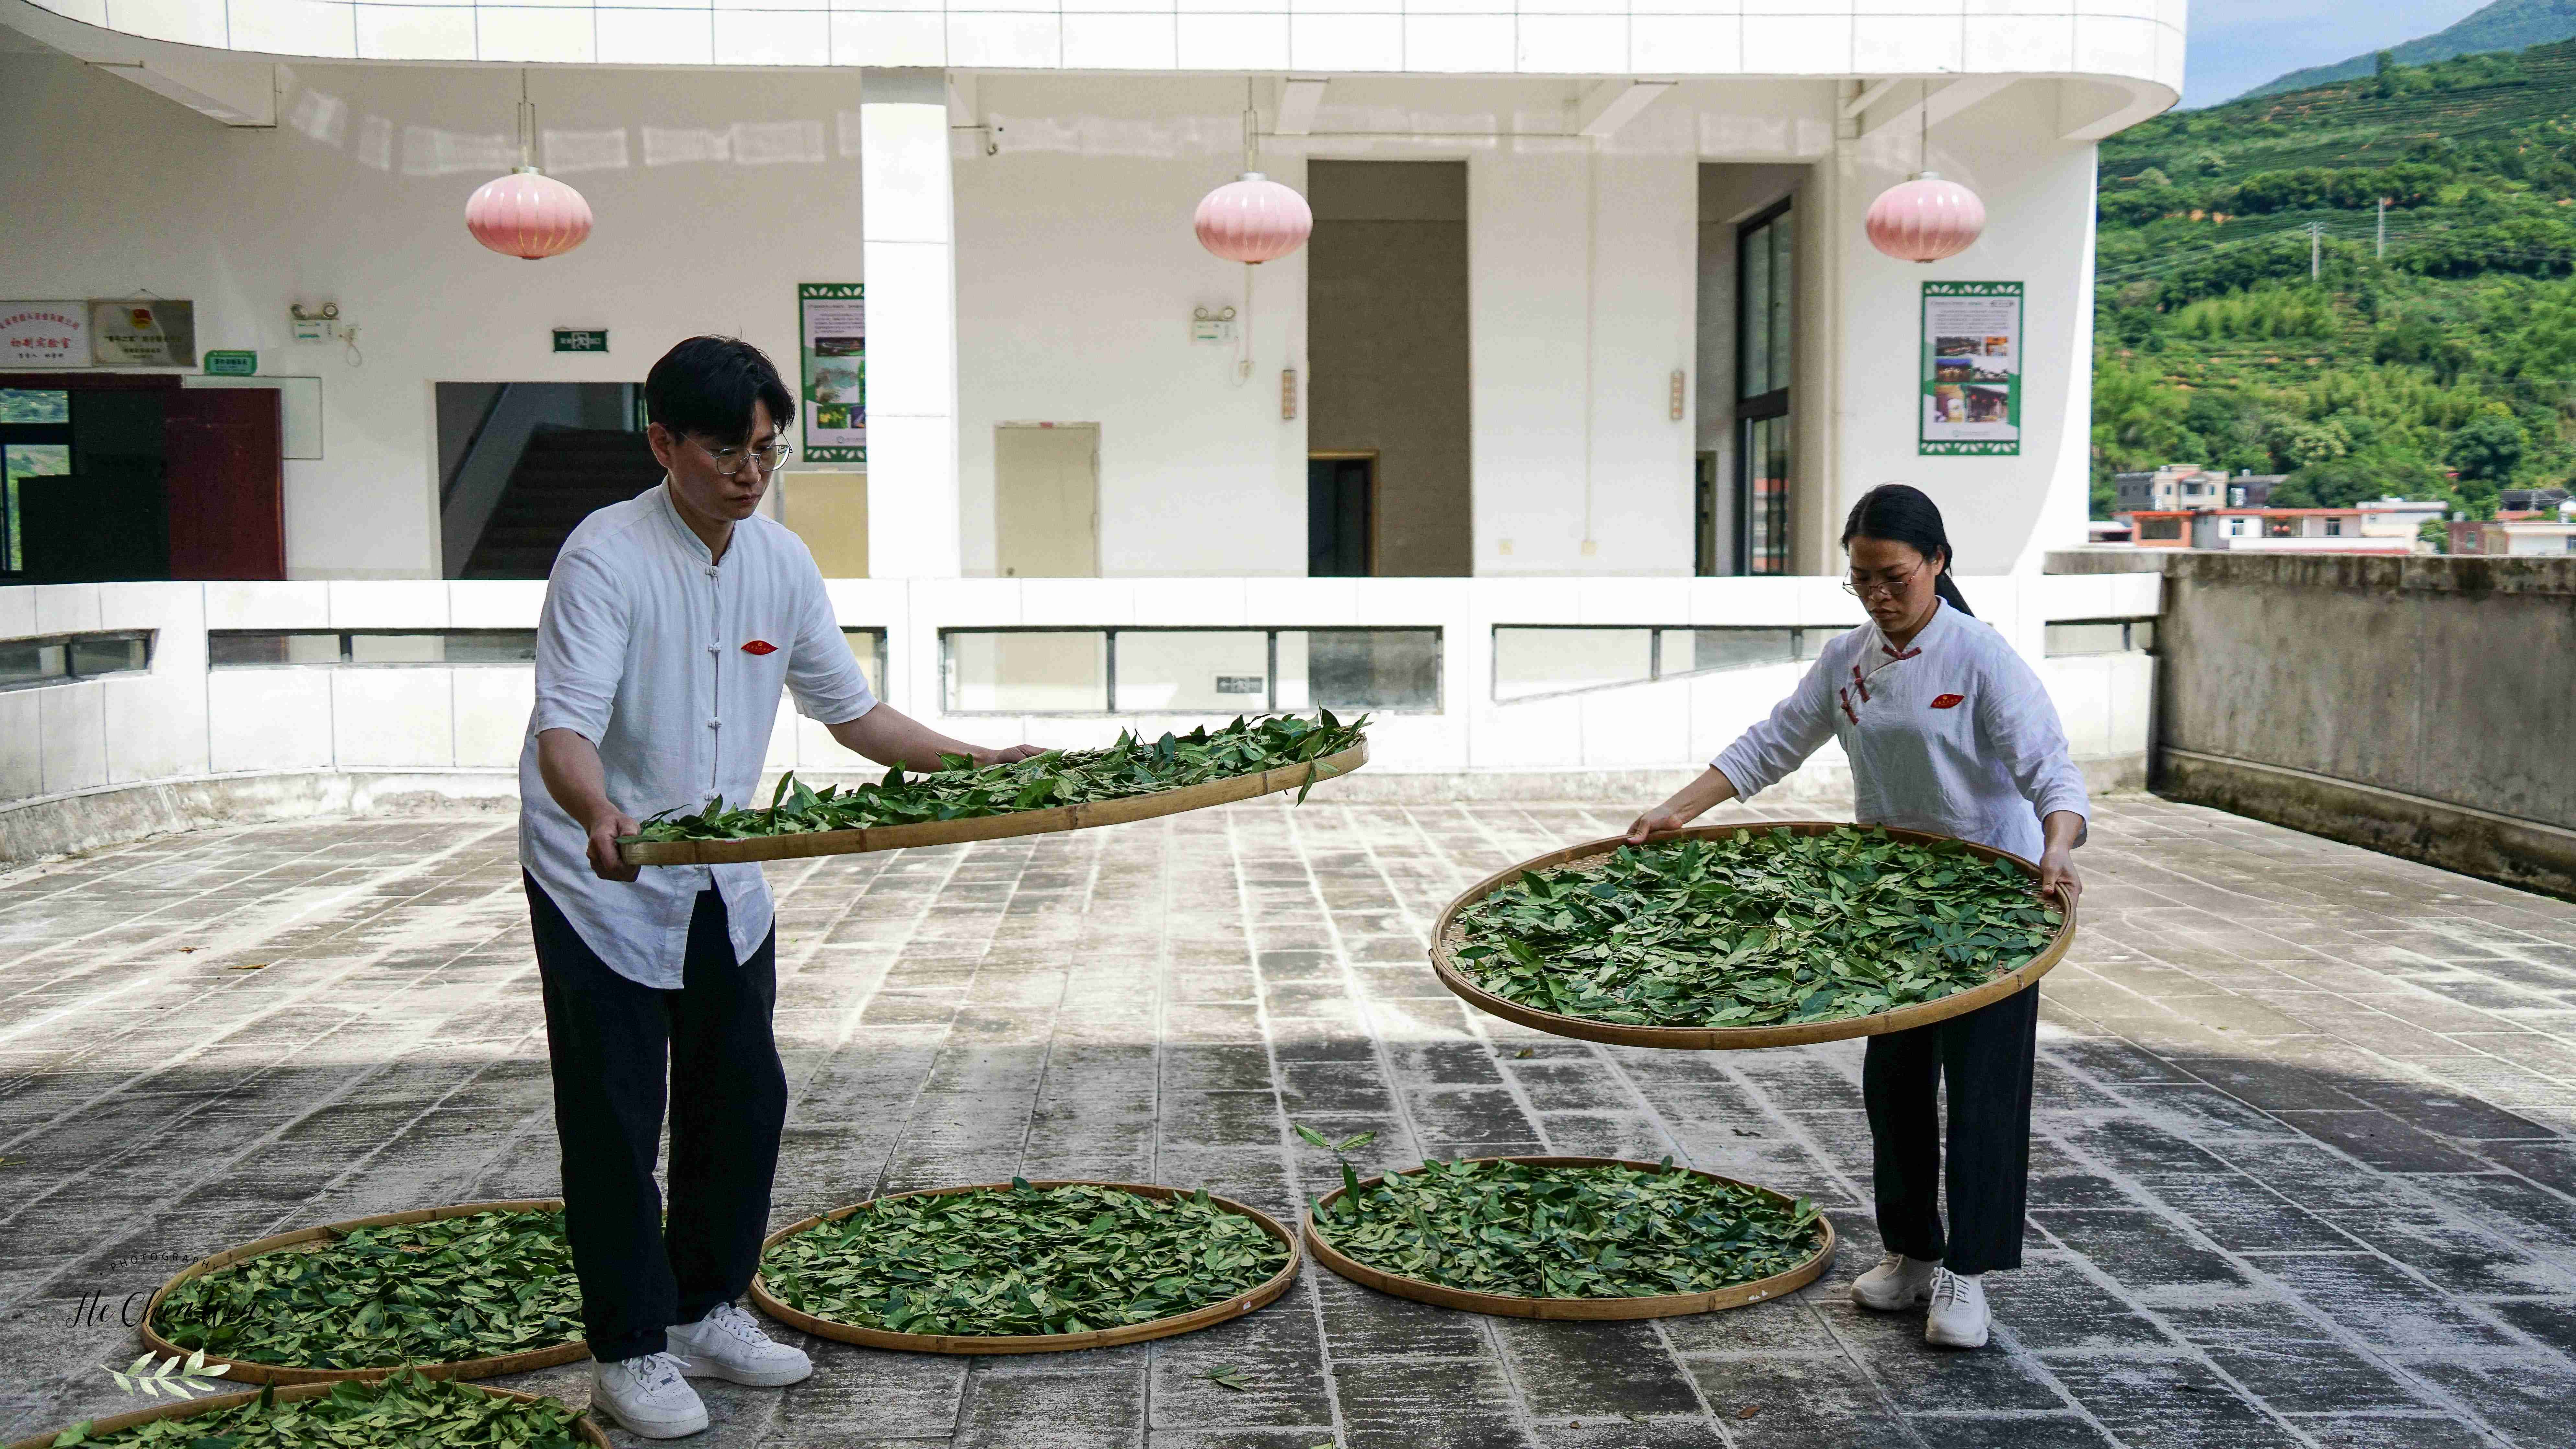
<box><xmin>1919</xmin><ymin>280</ymin><xmax>2022</xmax><ymax>457</ymax></box>
<box><xmin>799</xmin><ymin>283</ymin><xmax>865</xmax><ymax>465</ymax></box>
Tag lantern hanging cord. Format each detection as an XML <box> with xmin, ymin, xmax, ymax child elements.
<box><xmin>518</xmin><ymin>69</ymin><xmax>537</xmax><ymax>171</ymax></box>
<box><xmin>1236</xmin><ymin>263</ymin><xmax>1255</xmax><ymax>386</ymax></box>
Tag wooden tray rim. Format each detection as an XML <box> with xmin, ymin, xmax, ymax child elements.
<box><xmin>620</xmin><ymin>741</ymin><xmax>1369</xmax><ymax>865</ymax></box>
<box><xmin>139</xmin><ymin>1199</ymin><xmax>587</xmax><ymax>1385</ymax></box>
<box><xmin>1303</xmin><ymin>1155</ymin><xmax>1836</xmax><ymax>1320</ymax></box>
<box><xmin>1430</xmin><ymin>822</ymin><xmax>2078</xmax><ymax>1050</ymax></box>
<box><xmin>4</xmin><ymin>1376</ymin><xmax>609</xmax><ymax>1449</ymax></box>
<box><xmin>749</xmin><ymin>1178</ymin><xmax>1301</xmax><ymax>1355</ymax></box>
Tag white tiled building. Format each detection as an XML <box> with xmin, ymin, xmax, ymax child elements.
<box><xmin>0</xmin><ymin>0</ymin><xmax>2178</xmax><ymax>852</ymax></box>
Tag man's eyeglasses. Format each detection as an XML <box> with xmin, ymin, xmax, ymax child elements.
<box><xmin>695</xmin><ymin>438</ymin><xmax>794</xmax><ymax>477</ymax></box>
<box><xmin>1841</xmin><ymin>561</ymin><xmax>1925</xmax><ymax>601</ymax></box>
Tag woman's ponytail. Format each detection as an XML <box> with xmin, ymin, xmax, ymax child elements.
<box><xmin>1842</xmin><ymin>483</ymin><xmax>1972</xmax><ymax>618</ymax></box>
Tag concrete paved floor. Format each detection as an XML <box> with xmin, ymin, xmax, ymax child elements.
<box><xmin>1</xmin><ymin>795</ymin><xmax>2572</xmax><ymax>1449</ymax></box>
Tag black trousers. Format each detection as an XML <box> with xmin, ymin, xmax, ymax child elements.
<box><xmin>1860</xmin><ymin>984</ymin><xmax>2039</xmax><ymax>1277</ymax></box>
<box><xmin>525</xmin><ymin>873</ymin><xmax>787</xmax><ymax>1362</ymax></box>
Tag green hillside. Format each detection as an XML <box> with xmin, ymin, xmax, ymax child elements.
<box><xmin>2091</xmin><ymin>38</ymin><xmax>2576</xmax><ymax>518</ymax></box>
<box><xmin>2244</xmin><ymin>0</ymin><xmax>2576</xmax><ymax>101</ymax></box>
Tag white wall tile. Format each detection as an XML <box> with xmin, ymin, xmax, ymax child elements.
<box><xmin>1578</xmin><ymin>682</ymin><xmax>1693</xmax><ymax>766</ymax></box>
<box><xmin>209</xmin><ymin>671</ymin><xmax>335</xmax><ymax>773</ymax></box>
<box><xmin>0</xmin><ymin>692</ymin><xmax>41</xmax><ymax>801</ymax></box>
<box><xmin>1741</xmin><ymin>13</ymin><xmax>1848</xmax><ymax>72</ymax></box>
<box><xmin>1853</xmin><ymin>14</ymin><xmax>1963</xmax><ymax>75</ymax></box>
<box><xmin>475</xmin><ymin>5</ymin><xmax>601</xmax><ymax>62</ymax></box>
<box><xmin>103</xmin><ymin>0</ymin><xmax>228</xmax><ymax>47</ymax></box>
<box><xmin>36</xmin><ymin>0</ymin><xmax>109</xmax><ymax>24</ymax></box>
<box><xmin>447</xmin><ymin>580</ymin><xmax>547</xmax><ymax>629</ymax></box>
<box><xmin>332</xmin><ymin>670</ymin><xmax>457</xmax><ymax>768</ymax></box>
<box><xmin>1129</xmin><ymin>578</ymin><xmax>1248</xmax><ymax>627</ymax></box>
<box><xmin>329</xmin><ymin>581</ymin><xmax>451</xmax><ymax>629</ymax></box>
<box><xmin>104</xmin><ymin>673</ymin><xmax>211</xmax><ymax>784</ymax></box>
<box><xmin>1963</xmin><ymin>13</ymin><xmax>2073</xmax><ymax>72</ymax></box>
<box><xmin>1291</xmin><ymin>14</ymin><xmax>1402</xmax><ymax>71</ymax></box>
<box><xmin>1018</xmin><ymin>578</ymin><xmax>1131</xmax><ymax>624</ymax></box>
<box><xmin>1063</xmin><ymin>13</ymin><xmax>1178</xmax><ymax>69</ymax></box>
<box><xmin>38</xmin><ymin>683</ymin><xmax>107</xmax><ymax>795</ymax></box>
<box><xmin>452</xmin><ymin>668</ymin><xmax>536</xmax><ymax>768</ymax></box>
<box><xmin>97</xmin><ymin>582</ymin><xmax>205</xmax><ymax>639</ymax></box>
<box><xmin>1245</xmin><ymin>577</ymin><xmax>1357</xmax><ymax>627</ymax></box>
<box><xmin>830</xmin><ymin>10</ymin><xmax>946</xmax><ymax>64</ymax></box>
<box><xmin>1176</xmin><ymin>13</ymin><xmax>1289</xmax><ymax>69</ymax></box>
<box><xmin>1516</xmin><ymin>15</ymin><xmax>1626</xmax><ymax>74</ymax></box>
<box><xmin>230</xmin><ymin>0</ymin><xmax>359</xmax><ymax>55</ymax></box>
<box><xmin>946</xmin><ymin>12</ymin><xmax>1062</xmax><ymax>67</ymax></box>
<box><xmin>357</xmin><ymin>5</ymin><xmax>477</xmax><ymax>60</ymax></box>
<box><xmin>765</xmin><ymin>701</ymin><xmax>800</xmax><ymax>771</ymax></box>
<box><xmin>1630</xmin><ymin>15</ymin><xmax>1740</xmax><ymax>72</ymax></box>
<box><xmin>1402</xmin><ymin>15</ymin><xmax>1514</xmax><ymax>73</ymax></box>
<box><xmin>0</xmin><ymin>589</ymin><xmax>33</xmax><ymax>640</ymax></box>
<box><xmin>34</xmin><ymin>585</ymin><xmax>101</xmax><ymax>636</ymax></box>
<box><xmin>206</xmin><ymin>581</ymin><xmax>330</xmax><ymax>630</ymax></box>
<box><xmin>716</xmin><ymin>7</ymin><xmax>831</xmax><ymax>63</ymax></box>
<box><xmin>599</xmin><ymin>8</ymin><xmax>715</xmax><ymax>62</ymax></box>
<box><xmin>2073</xmin><ymin>13</ymin><xmax>2156</xmax><ymax>79</ymax></box>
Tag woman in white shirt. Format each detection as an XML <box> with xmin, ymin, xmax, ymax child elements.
<box><xmin>1624</xmin><ymin>483</ymin><xmax>2087</xmax><ymax>1351</ymax></box>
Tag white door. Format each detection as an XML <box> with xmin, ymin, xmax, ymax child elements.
<box><xmin>995</xmin><ymin>424</ymin><xmax>1099</xmax><ymax>578</ymax></box>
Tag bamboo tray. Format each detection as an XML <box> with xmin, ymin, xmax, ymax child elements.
<box><xmin>140</xmin><ymin>1200</ymin><xmax>587</xmax><ymax>1385</ymax></box>
<box><xmin>3</xmin><ymin>1380</ymin><xmax>610</xmax><ymax>1449</ymax></box>
<box><xmin>1304</xmin><ymin>1155</ymin><xmax>1835</xmax><ymax>1320</ymax></box>
<box><xmin>620</xmin><ymin>742</ymin><xmax>1368</xmax><ymax>866</ymax></box>
<box><xmin>1431</xmin><ymin>823</ymin><xmax>2077</xmax><ymax>1050</ymax></box>
<box><xmin>750</xmin><ymin>1179</ymin><xmax>1301</xmax><ymax>1354</ymax></box>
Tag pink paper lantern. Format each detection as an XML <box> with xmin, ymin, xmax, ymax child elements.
<box><xmin>1865</xmin><ymin>172</ymin><xmax>1985</xmax><ymax>264</ymax></box>
<box><xmin>466</xmin><ymin>168</ymin><xmax>594</xmax><ymax>261</ymax></box>
<box><xmin>1194</xmin><ymin>172</ymin><xmax>1313</xmax><ymax>264</ymax></box>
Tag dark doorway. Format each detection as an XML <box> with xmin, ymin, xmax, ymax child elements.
<box><xmin>2</xmin><ymin>379</ymin><xmax>282</xmax><ymax>583</ymax></box>
<box><xmin>436</xmin><ymin>382</ymin><xmax>653</xmax><ymax>578</ymax></box>
<box><xmin>1308</xmin><ymin>453</ymin><xmax>1375</xmax><ymax>577</ymax></box>
<box><xmin>1305</xmin><ymin>159</ymin><xmax>1471</xmax><ymax>577</ymax></box>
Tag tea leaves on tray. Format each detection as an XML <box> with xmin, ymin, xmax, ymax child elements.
<box><xmin>632</xmin><ymin>712</ymin><xmax>1366</xmax><ymax>843</ymax></box>
<box><xmin>51</xmin><ymin>1370</ymin><xmax>584</xmax><ymax>1449</ymax></box>
<box><xmin>151</xmin><ymin>1210</ymin><xmax>581</xmax><ymax>1370</ymax></box>
<box><xmin>759</xmin><ymin>1181</ymin><xmax>1288</xmax><ymax>1337</ymax></box>
<box><xmin>1449</xmin><ymin>827</ymin><xmax>2063</xmax><ymax>1030</ymax></box>
<box><xmin>1313</xmin><ymin>1159</ymin><xmax>1824</xmax><ymax>1300</ymax></box>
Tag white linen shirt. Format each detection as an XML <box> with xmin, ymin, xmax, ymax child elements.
<box><xmin>1712</xmin><ymin>601</ymin><xmax>2088</xmax><ymax>863</ymax></box>
<box><xmin>518</xmin><ymin>482</ymin><xmax>878</xmax><ymax>988</ymax></box>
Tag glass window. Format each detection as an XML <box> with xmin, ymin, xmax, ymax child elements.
<box><xmin>0</xmin><ymin>631</ymin><xmax>151</xmax><ymax>691</ymax></box>
<box><xmin>1740</xmin><ymin>229</ymin><xmax>1771</xmax><ymax>399</ymax></box>
<box><xmin>0</xmin><ymin>639</ymin><xmax>64</xmax><ymax>689</ymax></box>
<box><xmin>1296</xmin><ymin>629</ymin><xmax>1441</xmax><ymax>713</ymax></box>
<box><xmin>1495</xmin><ymin>628</ymin><xmax>1653</xmax><ymax>701</ymax></box>
<box><xmin>68</xmin><ymin>634</ymin><xmax>149</xmax><ymax>677</ymax></box>
<box><xmin>843</xmin><ymin>629</ymin><xmax>888</xmax><ymax>700</ymax></box>
<box><xmin>945</xmin><ymin>631</ymin><xmax>1109</xmax><ymax>713</ymax></box>
<box><xmin>2044</xmin><ymin>620</ymin><xmax>2154</xmax><ymax>657</ymax></box>
<box><xmin>1114</xmin><ymin>630</ymin><xmax>1273</xmax><ymax>713</ymax></box>
<box><xmin>1767</xmin><ymin>212</ymin><xmax>1794</xmax><ymax>391</ymax></box>
<box><xmin>1663</xmin><ymin>627</ymin><xmax>1798</xmax><ymax>675</ymax></box>
<box><xmin>1746</xmin><ymin>414</ymin><xmax>1790</xmax><ymax>575</ymax></box>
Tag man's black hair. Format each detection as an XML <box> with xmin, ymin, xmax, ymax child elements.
<box><xmin>644</xmin><ymin>336</ymin><xmax>796</xmax><ymax>446</ymax></box>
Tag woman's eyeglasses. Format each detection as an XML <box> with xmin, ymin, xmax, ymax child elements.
<box><xmin>1841</xmin><ymin>561</ymin><xmax>1925</xmax><ymax>601</ymax></box>
<box><xmin>696</xmin><ymin>439</ymin><xmax>795</xmax><ymax>477</ymax></box>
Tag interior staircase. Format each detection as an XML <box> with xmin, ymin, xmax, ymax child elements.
<box><xmin>457</xmin><ymin>427</ymin><xmax>663</xmax><ymax>579</ymax></box>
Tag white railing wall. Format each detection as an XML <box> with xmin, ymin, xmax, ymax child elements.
<box><xmin>0</xmin><ymin>573</ymin><xmax>2159</xmax><ymax>857</ymax></box>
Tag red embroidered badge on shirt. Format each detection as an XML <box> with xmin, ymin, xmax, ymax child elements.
<box><xmin>1930</xmin><ymin>693</ymin><xmax>1965</xmax><ymax>710</ymax></box>
<box><xmin>741</xmin><ymin>640</ymin><xmax>777</xmax><ymax>655</ymax></box>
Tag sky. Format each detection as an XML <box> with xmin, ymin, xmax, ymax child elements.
<box><xmin>2182</xmin><ymin>0</ymin><xmax>2497</xmax><ymax>107</ymax></box>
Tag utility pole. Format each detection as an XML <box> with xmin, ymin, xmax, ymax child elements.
<box><xmin>2377</xmin><ymin>197</ymin><xmax>2388</xmax><ymax>259</ymax></box>
<box><xmin>2310</xmin><ymin>221</ymin><xmax>2325</xmax><ymax>280</ymax></box>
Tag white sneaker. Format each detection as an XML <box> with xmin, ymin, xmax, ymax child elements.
<box><xmin>590</xmin><ymin>1353</ymin><xmax>709</xmax><ymax>1439</ymax></box>
<box><xmin>667</xmin><ymin>1302</ymin><xmax>813</xmax><ymax>1387</ymax></box>
<box><xmin>1925</xmin><ymin>1268</ymin><xmax>1990</xmax><ymax>1349</ymax></box>
<box><xmin>1850</xmin><ymin>1253</ymin><xmax>1941</xmax><ymax>1312</ymax></box>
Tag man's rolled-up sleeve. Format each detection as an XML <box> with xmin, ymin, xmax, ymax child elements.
<box><xmin>784</xmin><ymin>569</ymin><xmax>877</xmax><ymax>725</ymax></box>
<box><xmin>532</xmin><ymin>548</ymin><xmax>627</xmax><ymax>742</ymax></box>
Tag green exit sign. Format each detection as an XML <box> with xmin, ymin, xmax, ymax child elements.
<box><xmin>552</xmin><ymin>329</ymin><xmax>609</xmax><ymax>353</ymax></box>
<box><xmin>203</xmin><ymin>350</ymin><xmax>257</xmax><ymax>376</ymax></box>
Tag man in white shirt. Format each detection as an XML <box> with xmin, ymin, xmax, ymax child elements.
<box><xmin>520</xmin><ymin>337</ymin><xmax>1036</xmax><ymax>1438</ymax></box>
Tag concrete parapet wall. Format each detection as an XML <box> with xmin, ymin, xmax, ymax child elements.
<box><xmin>2149</xmin><ymin>551</ymin><xmax>2576</xmax><ymax>896</ymax></box>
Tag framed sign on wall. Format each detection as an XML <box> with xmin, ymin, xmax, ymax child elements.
<box><xmin>2</xmin><ymin>302</ymin><xmax>89</xmax><ymax>368</ymax></box>
<box><xmin>1919</xmin><ymin>281</ymin><xmax>2021</xmax><ymax>457</ymax></box>
<box><xmin>799</xmin><ymin>283</ymin><xmax>865</xmax><ymax>466</ymax></box>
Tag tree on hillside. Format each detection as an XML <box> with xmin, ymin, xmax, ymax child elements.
<box><xmin>2447</xmin><ymin>407</ymin><xmax>2529</xmax><ymax>483</ymax></box>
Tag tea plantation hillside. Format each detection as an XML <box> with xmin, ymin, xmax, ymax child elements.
<box><xmin>2091</xmin><ymin>40</ymin><xmax>2576</xmax><ymax>517</ymax></box>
